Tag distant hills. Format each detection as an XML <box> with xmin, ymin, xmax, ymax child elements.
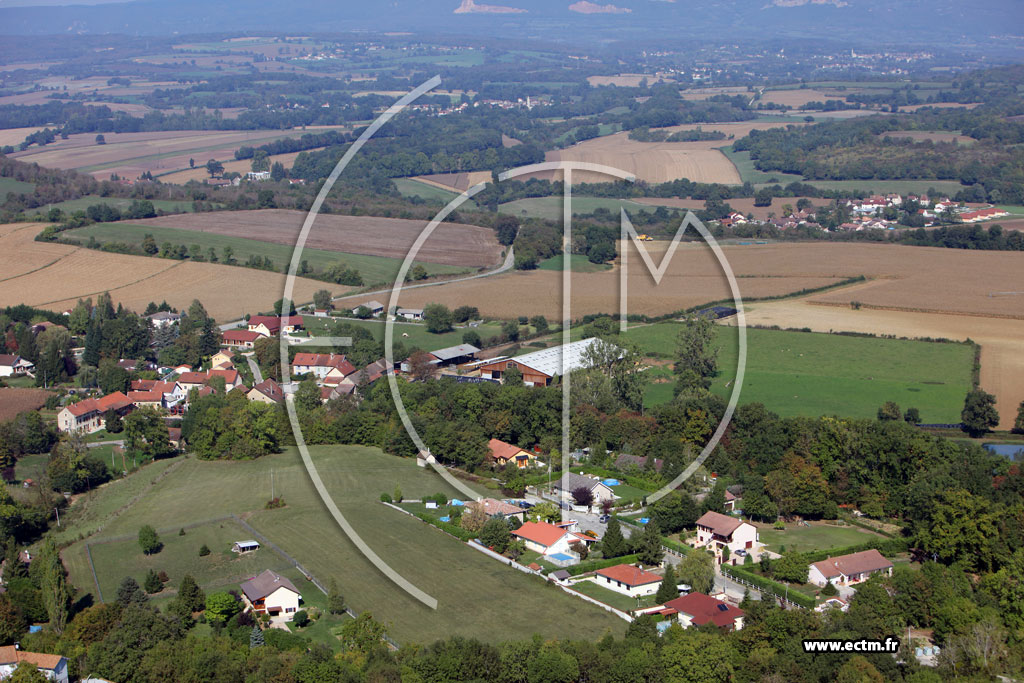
<box><xmin>0</xmin><ymin>0</ymin><xmax>1018</xmax><ymax>44</ymax></box>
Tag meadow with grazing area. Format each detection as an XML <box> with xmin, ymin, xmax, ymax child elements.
<box><xmin>63</xmin><ymin>222</ymin><xmax>469</xmax><ymax>285</ymax></box>
<box><xmin>0</xmin><ymin>223</ymin><xmax>344</xmax><ymax>321</ymax></box>
<box><xmin>127</xmin><ymin>209</ymin><xmax>502</xmax><ymax>268</ymax></box>
<box><xmin>60</xmin><ymin>448</ymin><xmax>627</xmax><ymax>644</ymax></box>
<box><xmin>731</xmin><ymin>299</ymin><xmax>1024</xmax><ymax>431</ymax></box>
<box><xmin>302</xmin><ymin>315</ymin><xmax>507</xmax><ymax>351</ymax></box>
<box><xmin>622</xmin><ymin>322</ymin><xmax>974</xmax><ymax>422</ymax></box>
<box><xmin>755</xmin><ymin>521</ymin><xmax>888</xmax><ymax>554</ymax></box>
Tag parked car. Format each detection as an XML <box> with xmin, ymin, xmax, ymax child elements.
<box><xmin>517</xmin><ymin>501</ymin><xmax>534</xmax><ymax>509</ymax></box>
<box><xmin>598</xmin><ymin>514</ymin><xmax>610</xmax><ymax>523</ymax></box>
<box><xmin>677</xmin><ymin>583</ymin><xmax>692</xmax><ymax>594</ymax></box>
<box><xmin>735</xmin><ymin>549</ymin><xmax>747</xmax><ymax>557</ymax></box>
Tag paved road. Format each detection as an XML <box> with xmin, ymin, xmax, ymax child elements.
<box><xmin>245</xmin><ymin>353</ymin><xmax>264</xmax><ymax>384</ymax></box>
<box><xmin>86</xmin><ymin>440</ymin><xmax>124</xmax><ymax>449</ymax></box>
<box><xmin>218</xmin><ymin>246</ymin><xmax>514</xmax><ymax>332</ymax></box>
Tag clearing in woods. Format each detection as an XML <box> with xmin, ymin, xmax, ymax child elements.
<box><xmin>0</xmin><ymin>223</ymin><xmax>346</xmax><ymax>321</ymax></box>
<box><xmin>61</xmin><ymin>447</ymin><xmax>627</xmax><ymax>644</ymax></box>
<box><xmin>124</xmin><ymin>209</ymin><xmax>502</xmax><ymax>268</ymax></box>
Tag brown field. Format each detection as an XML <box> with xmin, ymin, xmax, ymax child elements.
<box><xmin>518</xmin><ymin>132</ymin><xmax>741</xmax><ymax>185</ymax></box>
<box><xmin>502</xmin><ymin>135</ymin><xmax>522</xmax><ymax>148</ymax></box>
<box><xmin>0</xmin><ymin>224</ymin><xmax>75</xmax><ymax>281</ymax></box>
<box><xmin>388</xmin><ymin>241</ymin><xmax>1024</xmax><ymax>319</ymax></box>
<box><xmin>128</xmin><ymin>209</ymin><xmax>502</xmax><ymax>267</ymax></box>
<box><xmin>0</xmin><ymin>223</ymin><xmax>345</xmax><ymax>321</ymax></box>
<box><xmin>587</xmin><ymin>74</ymin><xmax>675</xmax><ymax>87</ymax></box>
<box><xmin>656</xmin><ymin>120</ymin><xmax>807</xmax><ymax>139</ymax></box>
<box><xmin>877</xmin><ymin>130</ymin><xmax>974</xmax><ymax>144</ymax></box>
<box><xmin>900</xmin><ymin>102</ymin><xmax>981</xmax><ymax>112</ymax></box>
<box><xmin>760</xmin><ymin>89</ymin><xmax>835</xmax><ymax>108</ymax></box>
<box><xmin>411</xmin><ymin>171</ymin><xmax>493</xmax><ymax>193</ymax></box>
<box><xmin>9</xmin><ymin>130</ymin><xmax>311</xmax><ymax>180</ymax></box>
<box><xmin>727</xmin><ymin>298</ymin><xmax>1024</xmax><ymax>430</ymax></box>
<box><xmin>634</xmin><ymin>196</ymin><xmax>820</xmax><ymax>221</ymax></box>
<box><xmin>158</xmin><ymin>149</ymin><xmax>318</xmax><ymax>184</ymax></box>
<box><xmin>0</xmin><ymin>388</ymin><xmax>50</xmax><ymax>422</ymax></box>
<box><xmin>83</xmin><ymin>102</ymin><xmax>154</xmax><ymax>117</ymax></box>
<box><xmin>680</xmin><ymin>86</ymin><xmax>750</xmax><ymax>101</ymax></box>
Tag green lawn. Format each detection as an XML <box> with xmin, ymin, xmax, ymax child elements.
<box><xmin>303</xmin><ymin>316</ymin><xmax>507</xmax><ymax>352</ymax></box>
<box><xmin>61</xmin><ymin>447</ymin><xmax>627</xmax><ymax>644</ymax></box>
<box><xmin>755</xmin><ymin>521</ymin><xmax>886</xmax><ymax>554</ymax></box>
<box><xmin>719</xmin><ymin>146</ymin><xmax>804</xmax><ymax>186</ymax></box>
<box><xmin>537</xmin><ymin>254</ymin><xmax>612</xmax><ymax>273</ymax></box>
<box><xmin>62</xmin><ymin>222</ymin><xmax>468</xmax><ymax>286</ymax></box>
<box><xmin>621</xmin><ymin>323</ymin><xmax>974</xmax><ymax>422</ymax></box>
<box><xmin>571</xmin><ymin>579</ymin><xmax>655</xmax><ymax>612</ymax></box>
<box><xmin>25</xmin><ymin>196</ymin><xmax>200</xmax><ymax>216</ymax></box>
<box><xmin>499</xmin><ymin>196</ymin><xmax>660</xmax><ymax>221</ymax></box>
<box><xmin>393</xmin><ymin>178</ymin><xmax>480</xmax><ymax>210</ymax></box>
<box><xmin>0</xmin><ymin>177</ymin><xmax>35</xmax><ymax>198</ymax></box>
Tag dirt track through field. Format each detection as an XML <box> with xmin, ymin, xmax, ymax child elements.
<box><xmin>130</xmin><ymin>209</ymin><xmax>502</xmax><ymax>267</ymax></box>
<box><xmin>727</xmin><ymin>299</ymin><xmax>1024</xmax><ymax>430</ymax></box>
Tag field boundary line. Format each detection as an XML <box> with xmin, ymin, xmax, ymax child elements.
<box><xmin>76</xmin><ymin>457</ymin><xmax>187</xmax><ymax>541</ymax></box>
<box><xmin>83</xmin><ymin>543</ymin><xmax>103</xmax><ymax>604</ymax></box>
<box><xmin>805</xmin><ymin>300</ymin><xmax>1024</xmax><ymax>321</ymax></box>
<box><xmin>33</xmin><ymin>260</ymin><xmax>185</xmax><ymax>307</ymax></box>
<box><xmin>0</xmin><ymin>246</ymin><xmax>79</xmax><ymax>284</ymax></box>
<box><xmin>86</xmin><ymin>514</ymin><xmax>236</xmax><ymax>546</ymax></box>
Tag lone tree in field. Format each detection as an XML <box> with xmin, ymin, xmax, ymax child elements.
<box><xmin>571</xmin><ymin>486</ymin><xmax>595</xmax><ymax>508</ymax></box>
<box><xmin>138</xmin><ymin>525</ymin><xmax>162</xmax><ymax>555</ymax></box>
<box><xmin>877</xmin><ymin>402</ymin><xmax>901</xmax><ymax>421</ymax></box>
<box><xmin>961</xmin><ymin>389</ymin><xmax>999</xmax><ymax>437</ymax></box>
<box><xmin>205</xmin><ymin>159</ymin><xmax>224</xmax><ymax>178</ymax></box>
<box><xmin>1013</xmin><ymin>401</ymin><xmax>1024</xmax><ymax>434</ymax></box>
<box><xmin>656</xmin><ymin>563</ymin><xmax>679</xmax><ymax>604</ymax></box>
<box><xmin>423</xmin><ymin>303</ymin><xmax>453</xmax><ymax>334</ymax></box>
<box><xmin>904</xmin><ymin>407</ymin><xmax>921</xmax><ymax>424</ymax></box>
<box><xmin>313</xmin><ymin>289</ymin><xmax>333</xmax><ymax>311</ymax></box>
<box><xmin>674</xmin><ymin>314</ymin><xmax>717</xmax><ymax>396</ymax></box>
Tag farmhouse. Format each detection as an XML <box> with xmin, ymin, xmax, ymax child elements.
<box><xmin>354</xmin><ymin>300</ymin><xmax>384</xmax><ymax>316</ymax></box>
<box><xmin>248</xmin><ymin>315</ymin><xmax>304</xmax><ymax>336</ymax></box>
<box><xmin>808</xmin><ymin>549</ymin><xmax>893</xmax><ymax>588</ymax></box>
<box><xmin>693</xmin><ymin>511</ymin><xmax>758</xmax><ymax>564</ymax></box>
<box><xmin>662</xmin><ymin>593</ymin><xmax>745</xmax><ymax>631</ymax></box>
<box><xmin>127</xmin><ymin>379</ymin><xmax>185</xmax><ymax>410</ymax></box>
<box><xmin>248</xmin><ymin>378</ymin><xmax>284</xmax><ymax>404</ymax></box>
<box><xmin>222</xmin><ymin>329</ymin><xmax>265</xmax><ymax>349</ymax></box>
<box><xmin>477</xmin><ymin>338</ymin><xmax>607</xmax><ymax>387</ymax></box>
<box><xmin>0</xmin><ymin>354</ymin><xmax>34</xmax><ymax>377</ymax></box>
<box><xmin>396</xmin><ymin>308</ymin><xmax>424</xmax><ymax>321</ymax></box>
<box><xmin>486</xmin><ymin>438</ymin><xmax>540</xmax><ymax>469</ymax></box>
<box><xmin>144</xmin><ymin>311</ymin><xmax>181</xmax><ymax>328</ymax></box>
<box><xmin>291</xmin><ymin>353</ymin><xmax>355</xmax><ymax>383</ymax></box>
<box><xmin>328</xmin><ymin>359</ymin><xmax>389</xmax><ymax>396</ymax></box>
<box><xmin>593</xmin><ymin>563</ymin><xmax>662</xmax><ymax>597</ymax></box>
<box><xmin>177</xmin><ymin>368</ymin><xmax>243</xmax><ymax>393</ymax></box>
<box><xmin>0</xmin><ymin>646</ymin><xmax>68</xmax><ymax>682</ymax></box>
<box><xmin>553</xmin><ymin>472</ymin><xmax>615</xmax><ymax>506</ymax></box>
<box><xmin>512</xmin><ymin>521</ymin><xmax>591</xmax><ymax>559</ymax></box>
<box><xmin>57</xmin><ymin>392</ymin><xmax>133</xmax><ymax>433</ymax></box>
<box><xmin>240</xmin><ymin>569</ymin><xmax>302</xmax><ymax>620</ymax></box>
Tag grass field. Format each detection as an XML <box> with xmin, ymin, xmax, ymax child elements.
<box><xmin>571</xmin><ymin>579</ymin><xmax>656</xmax><ymax>612</ymax></box>
<box><xmin>60</xmin><ymin>447</ymin><xmax>626</xmax><ymax>644</ymax></box>
<box><xmin>303</xmin><ymin>315</ymin><xmax>507</xmax><ymax>351</ymax></box>
<box><xmin>537</xmin><ymin>254</ymin><xmax>613</xmax><ymax>273</ymax></box>
<box><xmin>620</xmin><ymin>323</ymin><xmax>974</xmax><ymax>421</ymax></box>
<box><xmin>63</xmin><ymin>222</ymin><xmax>468</xmax><ymax>285</ymax></box>
<box><xmin>499</xmin><ymin>196</ymin><xmax>659</xmax><ymax>221</ymax></box>
<box><xmin>0</xmin><ymin>177</ymin><xmax>35</xmax><ymax>197</ymax></box>
<box><xmin>394</xmin><ymin>178</ymin><xmax>480</xmax><ymax>210</ymax></box>
<box><xmin>754</xmin><ymin>521</ymin><xmax>886</xmax><ymax>554</ymax></box>
<box><xmin>25</xmin><ymin>195</ymin><xmax>200</xmax><ymax>216</ymax></box>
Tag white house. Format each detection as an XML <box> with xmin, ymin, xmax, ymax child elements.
<box><xmin>144</xmin><ymin>311</ymin><xmax>181</xmax><ymax>328</ymax></box>
<box><xmin>240</xmin><ymin>569</ymin><xmax>302</xmax><ymax>620</ymax></box>
<box><xmin>511</xmin><ymin>521</ymin><xmax>592</xmax><ymax>557</ymax></box>
<box><xmin>396</xmin><ymin>308</ymin><xmax>424</xmax><ymax>321</ymax></box>
<box><xmin>808</xmin><ymin>549</ymin><xmax>893</xmax><ymax>588</ymax></box>
<box><xmin>663</xmin><ymin>593</ymin><xmax>744</xmax><ymax>631</ymax></box>
<box><xmin>291</xmin><ymin>353</ymin><xmax>355</xmax><ymax>383</ymax></box>
<box><xmin>552</xmin><ymin>472</ymin><xmax>615</xmax><ymax>506</ymax></box>
<box><xmin>0</xmin><ymin>646</ymin><xmax>69</xmax><ymax>682</ymax></box>
<box><xmin>0</xmin><ymin>354</ymin><xmax>34</xmax><ymax>377</ymax></box>
<box><xmin>693</xmin><ymin>511</ymin><xmax>758</xmax><ymax>564</ymax></box>
<box><xmin>592</xmin><ymin>563</ymin><xmax>662</xmax><ymax>597</ymax></box>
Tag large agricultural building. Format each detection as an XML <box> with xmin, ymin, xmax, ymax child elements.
<box><xmin>477</xmin><ymin>338</ymin><xmax>606</xmax><ymax>386</ymax></box>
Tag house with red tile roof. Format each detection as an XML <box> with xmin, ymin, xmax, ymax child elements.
<box><xmin>127</xmin><ymin>379</ymin><xmax>184</xmax><ymax>410</ymax></box>
<box><xmin>694</xmin><ymin>511</ymin><xmax>758</xmax><ymax>565</ymax></box>
<box><xmin>512</xmin><ymin>521</ymin><xmax>578</xmax><ymax>557</ymax></box>
<box><xmin>177</xmin><ymin>368</ymin><xmax>243</xmax><ymax>393</ymax></box>
<box><xmin>57</xmin><ymin>392</ymin><xmax>133</xmax><ymax>433</ymax></box>
<box><xmin>248</xmin><ymin>315</ymin><xmax>304</xmax><ymax>337</ymax></box>
<box><xmin>291</xmin><ymin>353</ymin><xmax>355</xmax><ymax>384</ymax></box>
<box><xmin>486</xmin><ymin>438</ymin><xmax>539</xmax><ymax>469</ymax></box>
<box><xmin>468</xmin><ymin>498</ymin><xmax>526</xmax><ymax>523</ymax></box>
<box><xmin>593</xmin><ymin>563</ymin><xmax>663</xmax><ymax>597</ymax></box>
<box><xmin>808</xmin><ymin>549</ymin><xmax>893</xmax><ymax>588</ymax></box>
<box><xmin>662</xmin><ymin>593</ymin><xmax>745</xmax><ymax>631</ymax></box>
<box><xmin>222</xmin><ymin>329</ymin><xmax>266</xmax><ymax>349</ymax></box>
<box><xmin>0</xmin><ymin>646</ymin><xmax>68</xmax><ymax>682</ymax></box>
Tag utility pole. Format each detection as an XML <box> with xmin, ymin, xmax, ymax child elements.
<box><xmin>54</xmin><ymin>507</ymin><xmax>60</xmax><ymax>527</ymax></box>
<box><xmin>271</xmin><ymin>468</ymin><xmax>274</xmax><ymax>500</ymax></box>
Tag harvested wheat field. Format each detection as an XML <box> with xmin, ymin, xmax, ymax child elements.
<box><xmin>129</xmin><ymin>209</ymin><xmax>502</xmax><ymax>267</ymax></box>
<box><xmin>158</xmin><ymin>149</ymin><xmax>317</xmax><ymax>184</ymax></box>
<box><xmin>389</xmin><ymin>242</ymin><xmax>1024</xmax><ymax>319</ymax></box>
<box><xmin>0</xmin><ymin>223</ymin><xmax>343</xmax><ymax>321</ymax></box>
<box><xmin>519</xmin><ymin>132</ymin><xmax>740</xmax><ymax>185</ymax></box>
<box><xmin>587</xmin><ymin>74</ymin><xmax>674</xmax><ymax>87</ymax></box>
<box><xmin>411</xmin><ymin>171</ymin><xmax>493</xmax><ymax>193</ymax></box>
<box><xmin>634</xmin><ymin>196</ymin><xmax>820</xmax><ymax>221</ymax></box>
<box><xmin>657</xmin><ymin>121</ymin><xmax>807</xmax><ymax>139</ymax></box>
<box><xmin>727</xmin><ymin>299</ymin><xmax>1024</xmax><ymax>431</ymax></box>
<box><xmin>0</xmin><ymin>388</ymin><xmax>51</xmax><ymax>422</ymax></box>
<box><xmin>760</xmin><ymin>89</ymin><xmax>835</xmax><ymax>108</ymax></box>
<box><xmin>9</xmin><ymin>130</ymin><xmax>308</xmax><ymax>180</ymax></box>
<box><xmin>0</xmin><ymin>224</ymin><xmax>77</xmax><ymax>281</ymax></box>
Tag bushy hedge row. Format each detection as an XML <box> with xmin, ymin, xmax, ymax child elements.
<box><xmin>722</xmin><ymin>564</ymin><xmax>816</xmax><ymax>609</ymax></box>
<box><xmin>840</xmin><ymin>515</ymin><xmax>900</xmax><ymax>539</ymax></box>
<box><xmin>565</xmin><ymin>553</ymin><xmax>641</xmax><ymax>577</ymax></box>
<box><xmin>660</xmin><ymin>537</ymin><xmax>693</xmax><ymax>556</ymax></box>
<box><xmin>412</xmin><ymin>512</ymin><xmax>478</xmax><ymax>542</ymax></box>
